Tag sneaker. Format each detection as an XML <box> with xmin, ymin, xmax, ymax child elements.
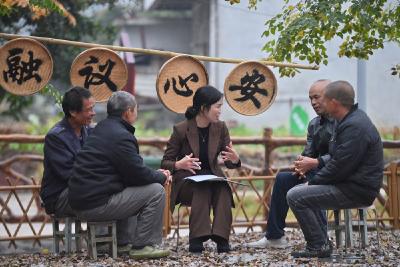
<box><xmin>129</xmin><ymin>245</ymin><xmax>170</xmax><ymax>260</ymax></box>
<box><xmin>117</xmin><ymin>244</ymin><xmax>132</xmax><ymax>256</ymax></box>
<box><xmin>291</xmin><ymin>242</ymin><xmax>333</xmax><ymax>258</ymax></box>
<box><xmin>247</xmin><ymin>236</ymin><xmax>290</xmax><ymax>249</ymax></box>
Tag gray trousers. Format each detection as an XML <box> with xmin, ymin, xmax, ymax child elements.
<box><xmin>74</xmin><ymin>183</ymin><xmax>165</xmax><ymax>247</ymax></box>
<box><xmin>56</xmin><ymin>188</ymin><xmax>137</xmax><ymax>245</ymax></box>
<box><xmin>55</xmin><ymin>188</ymin><xmax>75</xmax><ymax>217</ymax></box>
<box><xmin>287</xmin><ymin>184</ymin><xmax>361</xmax><ymax>249</ymax></box>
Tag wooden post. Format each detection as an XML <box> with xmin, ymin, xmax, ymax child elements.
<box><xmin>263</xmin><ymin>127</ymin><xmax>273</xmax><ymax>174</ymax></box>
<box><xmin>262</xmin><ymin>128</ymin><xmax>274</xmax><ymax>230</ymax></box>
<box><xmin>163</xmin><ymin>183</ymin><xmax>171</xmax><ymax>237</ymax></box>
<box><xmin>389</xmin><ymin>162</ymin><xmax>400</xmax><ymax>229</ymax></box>
<box><xmin>393</xmin><ymin>127</ymin><xmax>400</xmax><ymax>140</ymax></box>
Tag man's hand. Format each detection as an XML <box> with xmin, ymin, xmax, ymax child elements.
<box><xmin>293</xmin><ymin>156</ymin><xmax>318</xmax><ymax>179</ymax></box>
<box><xmin>158</xmin><ymin>169</ymin><xmax>172</xmax><ymax>186</ymax></box>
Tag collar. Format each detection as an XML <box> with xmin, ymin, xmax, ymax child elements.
<box><xmin>319</xmin><ymin>115</ymin><xmax>335</xmax><ymax>125</ymax></box>
<box><xmin>61</xmin><ymin>117</ymin><xmax>88</xmax><ymax>138</ymax></box>
<box><xmin>340</xmin><ymin>103</ymin><xmax>358</xmax><ymax>123</ymax></box>
<box><xmin>107</xmin><ymin>115</ymin><xmax>136</xmax><ymax>134</ymax></box>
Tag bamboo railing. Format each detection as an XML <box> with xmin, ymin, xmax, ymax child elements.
<box><xmin>1</xmin><ymin>129</ymin><xmax>400</xmax><ymax>248</ymax></box>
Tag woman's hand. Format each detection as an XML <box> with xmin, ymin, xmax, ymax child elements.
<box><xmin>221</xmin><ymin>141</ymin><xmax>239</xmax><ymax>164</ymax></box>
<box><xmin>174</xmin><ymin>153</ymin><xmax>201</xmax><ymax>174</ymax></box>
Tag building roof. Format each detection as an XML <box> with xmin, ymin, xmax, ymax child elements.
<box><xmin>149</xmin><ymin>0</ymin><xmax>193</xmax><ymax>11</ymax></box>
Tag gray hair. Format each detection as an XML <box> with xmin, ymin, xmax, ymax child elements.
<box><xmin>107</xmin><ymin>91</ymin><xmax>137</xmax><ymax>117</ymax></box>
<box><xmin>325</xmin><ymin>81</ymin><xmax>355</xmax><ymax>109</ymax></box>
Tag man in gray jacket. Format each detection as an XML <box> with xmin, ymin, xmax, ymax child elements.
<box><xmin>287</xmin><ymin>80</ymin><xmax>383</xmax><ymax>258</ymax></box>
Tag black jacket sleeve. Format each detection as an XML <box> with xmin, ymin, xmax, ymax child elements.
<box><xmin>110</xmin><ymin>134</ymin><xmax>166</xmax><ymax>186</ymax></box>
<box><xmin>301</xmin><ymin>119</ymin><xmax>317</xmax><ymax>158</ymax></box>
<box><xmin>310</xmin><ymin>123</ymin><xmax>366</xmax><ymax>185</ymax></box>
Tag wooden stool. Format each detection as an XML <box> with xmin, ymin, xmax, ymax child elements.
<box><xmin>330</xmin><ymin>208</ymin><xmax>368</xmax><ymax>249</ymax></box>
<box><xmin>87</xmin><ymin>221</ymin><xmax>117</xmax><ymax>260</ymax></box>
<box><xmin>329</xmin><ymin>206</ymin><xmax>381</xmax><ymax>261</ymax></box>
<box><xmin>52</xmin><ymin>216</ymin><xmax>85</xmax><ymax>254</ymax></box>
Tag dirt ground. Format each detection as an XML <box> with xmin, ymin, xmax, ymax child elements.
<box><xmin>1</xmin><ymin>229</ymin><xmax>399</xmax><ymax>266</ymax></box>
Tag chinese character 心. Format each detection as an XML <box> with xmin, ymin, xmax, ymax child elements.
<box><xmin>163</xmin><ymin>73</ymin><xmax>199</xmax><ymax>97</ymax></box>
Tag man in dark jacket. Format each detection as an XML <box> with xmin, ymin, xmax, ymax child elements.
<box><xmin>287</xmin><ymin>80</ymin><xmax>383</xmax><ymax>258</ymax></box>
<box><xmin>68</xmin><ymin>91</ymin><xmax>171</xmax><ymax>259</ymax></box>
<box><xmin>247</xmin><ymin>79</ymin><xmax>335</xmax><ymax>249</ymax></box>
<box><xmin>40</xmin><ymin>86</ymin><xmax>95</xmax><ymax>216</ymax></box>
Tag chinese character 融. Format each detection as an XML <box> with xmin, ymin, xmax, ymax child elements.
<box><xmin>3</xmin><ymin>48</ymin><xmax>43</xmax><ymax>85</ymax></box>
<box><xmin>163</xmin><ymin>73</ymin><xmax>199</xmax><ymax>97</ymax></box>
<box><xmin>228</xmin><ymin>69</ymin><xmax>268</xmax><ymax>109</ymax></box>
<box><xmin>78</xmin><ymin>56</ymin><xmax>117</xmax><ymax>92</ymax></box>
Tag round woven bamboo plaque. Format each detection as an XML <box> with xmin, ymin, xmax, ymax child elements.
<box><xmin>70</xmin><ymin>48</ymin><xmax>127</xmax><ymax>102</ymax></box>
<box><xmin>0</xmin><ymin>38</ymin><xmax>53</xmax><ymax>95</ymax></box>
<box><xmin>156</xmin><ymin>55</ymin><xmax>208</xmax><ymax>113</ymax></box>
<box><xmin>224</xmin><ymin>61</ymin><xmax>277</xmax><ymax>116</ymax></box>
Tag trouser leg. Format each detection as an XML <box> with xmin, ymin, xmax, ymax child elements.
<box><xmin>74</xmin><ymin>183</ymin><xmax>165</xmax><ymax>247</ymax></box>
<box><xmin>287</xmin><ymin>184</ymin><xmax>360</xmax><ymax>249</ymax></box>
<box><xmin>54</xmin><ymin>188</ymin><xmax>75</xmax><ymax>217</ymax></box>
<box><xmin>211</xmin><ymin>182</ymin><xmax>232</xmax><ymax>240</ymax></box>
<box><xmin>116</xmin><ymin>216</ymin><xmax>137</xmax><ymax>245</ymax></box>
<box><xmin>265</xmin><ymin>172</ymin><xmax>303</xmax><ymax>239</ymax></box>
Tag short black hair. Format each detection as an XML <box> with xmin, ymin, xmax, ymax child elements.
<box><xmin>62</xmin><ymin>86</ymin><xmax>92</xmax><ymax>118</ymax></box>
<box><xmin>325</xmin><ymin>81</ymin><xmax>355</xmax><ymax>109</ymax></box>
<box><xmin>185</xmin><ymin>86</ymin><xmax>223</xmax><ymax>120</ymax></box>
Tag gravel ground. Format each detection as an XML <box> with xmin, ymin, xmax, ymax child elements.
<box><xmin>1</xmin><ymin>229</ymin><xmax>400</xmax><ymax>266</ymax></box>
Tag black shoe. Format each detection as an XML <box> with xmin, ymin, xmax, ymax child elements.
<box><xmin>211</xmin><ymin>235</ymin><xmax>231</xmax><ymax>253</ymax></box>
<box><xmin>189</xmin><ymin>237</ymin><xmax>205</xmax><ymax>253</ymax></box>
<box><xmin>291</xmin><ymin>242</ymin><xmax>332</xmax><ymax>258</ymax></box>
<box><xmin>217</xmin><ymin>241</ymin><xmax>231</xmax><ymax>253</ymax></box>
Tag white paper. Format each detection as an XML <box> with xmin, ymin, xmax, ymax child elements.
<box><xmin>184</xmin><ymin>174</ymin><xmax>226</xmax><ymax>182</ymax></box>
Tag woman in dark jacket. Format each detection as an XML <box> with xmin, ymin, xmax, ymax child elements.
<box><xmin>161</xmin><ymin>86</ymin><xmax>241</xmax><ymax>253</ymax></box>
